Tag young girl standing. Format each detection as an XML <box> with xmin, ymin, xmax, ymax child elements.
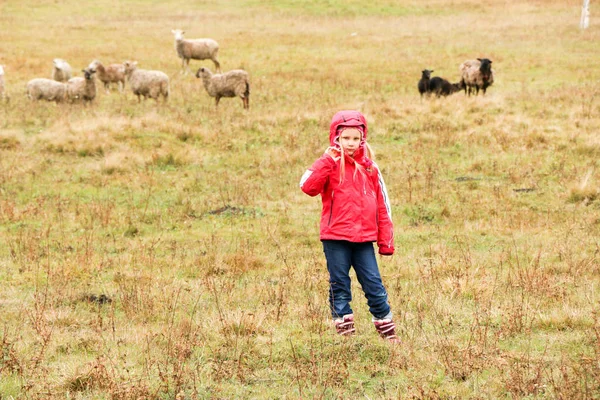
<box><xmin>299</xmin><ymin>110</ymin><xmax>399</xmax><ymax>342</ymax></box>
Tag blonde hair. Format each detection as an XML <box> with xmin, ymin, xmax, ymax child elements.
<box><xmin>337</xmin><ymin>129</ymin><xmax>375</xmax><ymax>184</ymax></box>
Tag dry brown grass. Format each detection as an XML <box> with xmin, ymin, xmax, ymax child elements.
<box><xmin>1</xmin><ymin>0</ymin><xmax>600</xmax><ymax>398</ymax></box>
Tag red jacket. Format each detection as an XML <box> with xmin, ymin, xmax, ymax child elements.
<box><xmin>300</xmin><ymin>111</ymin><xmax>394</xmax><ymax>255</ymax></box>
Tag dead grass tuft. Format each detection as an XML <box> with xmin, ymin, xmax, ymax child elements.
<box><xmin>568</xmin><ymin>170</ymin><xmax>599</xmax><ymax>204</ymax></box>
<box><xmin>63</xmin><ymin>357</ymin><xmax>113</xmax><ymax>392</ymax></box>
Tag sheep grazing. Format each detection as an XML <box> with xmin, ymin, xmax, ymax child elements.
<box><xmin>123</xmin><ymin>61</ymin><xmax>169</xmax><ymax>102</ymax></box>
<box><xmin>195</xmin><ymin>67</ymin><xmax>250</xmax><ymax>109</ymax></box>
<box><xmin>459</xmin><ymin>58</ymin><xmax>494</xmax><ymax>96</ymax></box>
<box><xmin>52</xmin><ymin>58</ymin><xmax>72</xmax><ymax>82</ymax></box>
<box><xmin>429</xmin><ymin>76</ymin><xmax>463</xmax><ymax>97</ymax></box>
<box><xmin>66</xmin><ymin>68</ymin><xmax>97</xmax><ymax>103</ymax></box>
<box><xmin>418</xmin><ymin>69</ymin><xmax>433</xmax><ymax>97</ymax></box>
<box><xmin>26</xmin><ymin>78</ymin><xmax>67</xmax><ymax>103</ymax></box>
<box><xmin>0</xmin><ymin>65</ymin><xmax>5</xmax><ymax>101</ymax></box>
<box><xmin>172</xmin><ymin>29</ymin><xmax>221</xmax><ymax>74</ymax></box>
<box><xmin>88</xmin><ymin>60</ymin><xmax>126</xmax><ymax>93</ymax></box>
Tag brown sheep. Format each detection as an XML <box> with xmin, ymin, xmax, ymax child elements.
<box><xmin>88</xmin><ymin>60</ymin><xmax>126</xmax><ymax>93</ymax></box>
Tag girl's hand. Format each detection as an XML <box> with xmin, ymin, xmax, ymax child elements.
<box><xmin>378</xmin><ymin>245</ymin><xmax>394</xmax><ymax>256</ymax></box>
<box><xmin>325</xmin><ymin>146</ymin><xmax>341</xmax><ymax>161</ymax></box>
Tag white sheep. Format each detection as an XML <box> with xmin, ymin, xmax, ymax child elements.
<box><xmin>26</xmin><ymin>78</ymin><xmax>67</xmax><ymax>103</ymax></box>
<box><xmin>52</xmin><ymin>58</ymin><xmax>72</xmax><ymax>82</ymax></box>
<box><xmin>172</xmin><ymin>29</ymin><xmax>221</xmax><ymax>74</ymax></box>
<box><xmin>459</xmin><ymin>58</ymin><xmax>494</xmax><ymax>96</ymax></box>
<box><xmin>0</xmin><ymin>65</ymin><xmax>5</xmax><ymax>101</ymax></box>
<box><xmin>66</xmin><ymin>68</ymin><xmax>97</xmax><ymax>103</ymax></box>
<box><xmin>195</xmin><ymin>67</ymin><xmax>250</xmax><ymax>109</ymax></box>
<box><xmin>123</xmin><ymin>61</ymin><xmax>169</xmax><ymax>102</ymax></box>
<box><xmin>88</xmin><ymin>60</ymin><xmax>126</xmax><ymax>93</ymax></box>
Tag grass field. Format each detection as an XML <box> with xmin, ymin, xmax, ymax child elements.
<box><xmin>1</xmin><ymin>0</ymin><xmax>600</xmax><ymax>398</ymax></box>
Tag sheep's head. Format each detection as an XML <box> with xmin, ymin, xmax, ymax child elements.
<box><xmin>195</xmin><ymin>67</ymin><xmax>211</xmax><ymax>78</ymax></box>
<box><xmin>123</xmin><ymin>61</ymin><xmax>138</xmax><ymax>75</ymax></box>
<box><xmin>88</xmin><ymin>60</ymin><xmax>100</xmax><ymax>70</ymax></box>
<box><xmin>451</xmin><ymin>82</ymin><xmax>464</xmax><ymax>93</ymax></box>
<box><xmin>172</xmin><ymin>29</ymin><xmax>185</xmax><ymax>40</ymax></box>
<box><xmin>83</xmin><ymin>68</ymin><xmax>96</xmax><ymax>80</ymax></box>
<box><xmin>477</xmin><ymin>58</ymin><xmax>492</xmax><ymax>74</ymax></box>
<box><xmin>421</xmin><ymin>69</ymin><xmax>433</xmax><ymax>79</ymax></box>
<box><xmin>53</xmin><ymin>58</ymin><xmax>67</xmax><ymax>69</ymax></box>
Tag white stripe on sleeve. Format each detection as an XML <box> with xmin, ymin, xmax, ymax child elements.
<box><xmin>373</xmin><ymin>162</ymin><xmax>392</xmax><ymax>218</ymax></box>
<box><xmin>299</xmin><ymin>169</ymin><xmax>313</xmax><ymax>188</ymax></box>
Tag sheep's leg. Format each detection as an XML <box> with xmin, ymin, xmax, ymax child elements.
<box><xmin>243</xmin><ymin>97</ymin><xmax>249</xmax><ymax>109</ymax></box>
<box><xmin>104</xmin><ymin>82</ymin><xmax>110</xmax><ymax>94</ymax></box>
<box><xmin>213</xmin><ymin>59</ymin><xmax>221</xmax><ymax>74</ymax></box>
<box><xmin>180</xmin><ymin>58</ymin><xmax>187</xmax><ymax>74</ymax></box>
<box><xmin>215</xmin><ymin>96</ymin><xmax>221</xmax><ymax>107</ymax></box>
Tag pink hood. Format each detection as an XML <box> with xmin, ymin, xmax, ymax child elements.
<box><xmin>329</xmin><ymin>110</ymin><xmax>372</xmax><ymax>168</ymax></box>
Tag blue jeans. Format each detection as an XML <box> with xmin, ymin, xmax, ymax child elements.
<box><xmin>322</xmin><ymin>240</ymin><xmax>391</xmax><ymax>320</ymax></box>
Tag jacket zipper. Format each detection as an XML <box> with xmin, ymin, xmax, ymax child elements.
<box><xmin>328</xmin><ymin>191</ymin><xmax>334</xmax><ymax>225</ymax></box>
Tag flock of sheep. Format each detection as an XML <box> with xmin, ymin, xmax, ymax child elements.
<box><xmin>0</xmin><ymin>30</ymin><xmax>251</xmax><ymax>109</ymax></box>
<box><xmin>418</xmin><ymin>58</ymin><xmax>494</xmax><ymax>98</ymax></box>
<box><xmin>0</xmin><ymin>51</ymin><xmax>495</xmax><ymax>108</ymax></box>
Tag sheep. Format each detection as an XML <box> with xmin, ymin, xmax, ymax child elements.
<box><xmin>66</xmin><ymin>68</ymin><xmax>97</xmax><ymax>103</ymax></box>
<box><xmin>418</xmin><ymin>69</ymin><xmax>433</xmax><ymax>97</ymax></box>
<box><xmin>429</xmin><ymin>76</ymin><xmax>463</xmax><ymax>97</ymax></box>
<box><xmin>459</xmin><ymin>58</ymin><xmax>494</xmax><ymax>96</ymax></box>
<box><xmin>172</xmin><ymin>29</ymin><xmax>221</xmax><ymax>74</ymax></box>
<box><xmin>52</xmin><ymin>58</ymin><xmax>72</xmax><ymax>82</ymax></box>
<box><xmin>0</xmin><ymin>65</ymin><xmax>4</xmax><ymax>101</ymax></box>
<box><xmin>88</xmin><ymin>60</ymin><xmax>126</xmax><ymax>93</ymax></box>
<box><xmin>123</xmin><ymin>61</ymin><xmax>169</xmax><ymax>102</ymax></box>
<box><xmin>26</xmin><ymin>78</ymin><xmax>67</xmax><ymax>103</ymax></box>
<box><xmin>195</xmin><ymin>67</ymin><xmax>250</xmax><ymax>109</ymax></box>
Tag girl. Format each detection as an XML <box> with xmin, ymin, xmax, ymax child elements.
<box><xmin>299</xmin><ymin>110</ymin><xmax>398</xmax><ymax>342</ymax></box>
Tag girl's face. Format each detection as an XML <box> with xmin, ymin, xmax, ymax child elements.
<box><xmin>339</xmin><ymin>128</ymin><xmax>362</xmax><ymax>157</ymax></box>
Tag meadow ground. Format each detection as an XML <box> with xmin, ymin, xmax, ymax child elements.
<box><xmin>1</xmin><ymin>0</ymin><xmax>600</xmax><ymax>398</ymax></box>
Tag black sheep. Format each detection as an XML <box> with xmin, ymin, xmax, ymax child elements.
<box><xmin>418</xmin><ymin>69</ymin><xmax>433</xmax><ymax>97</ymax></box>
<box><xmin>429</xmin><ymin>77</ymin><xmax>463</xmax><ymax>97</ymax></box>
